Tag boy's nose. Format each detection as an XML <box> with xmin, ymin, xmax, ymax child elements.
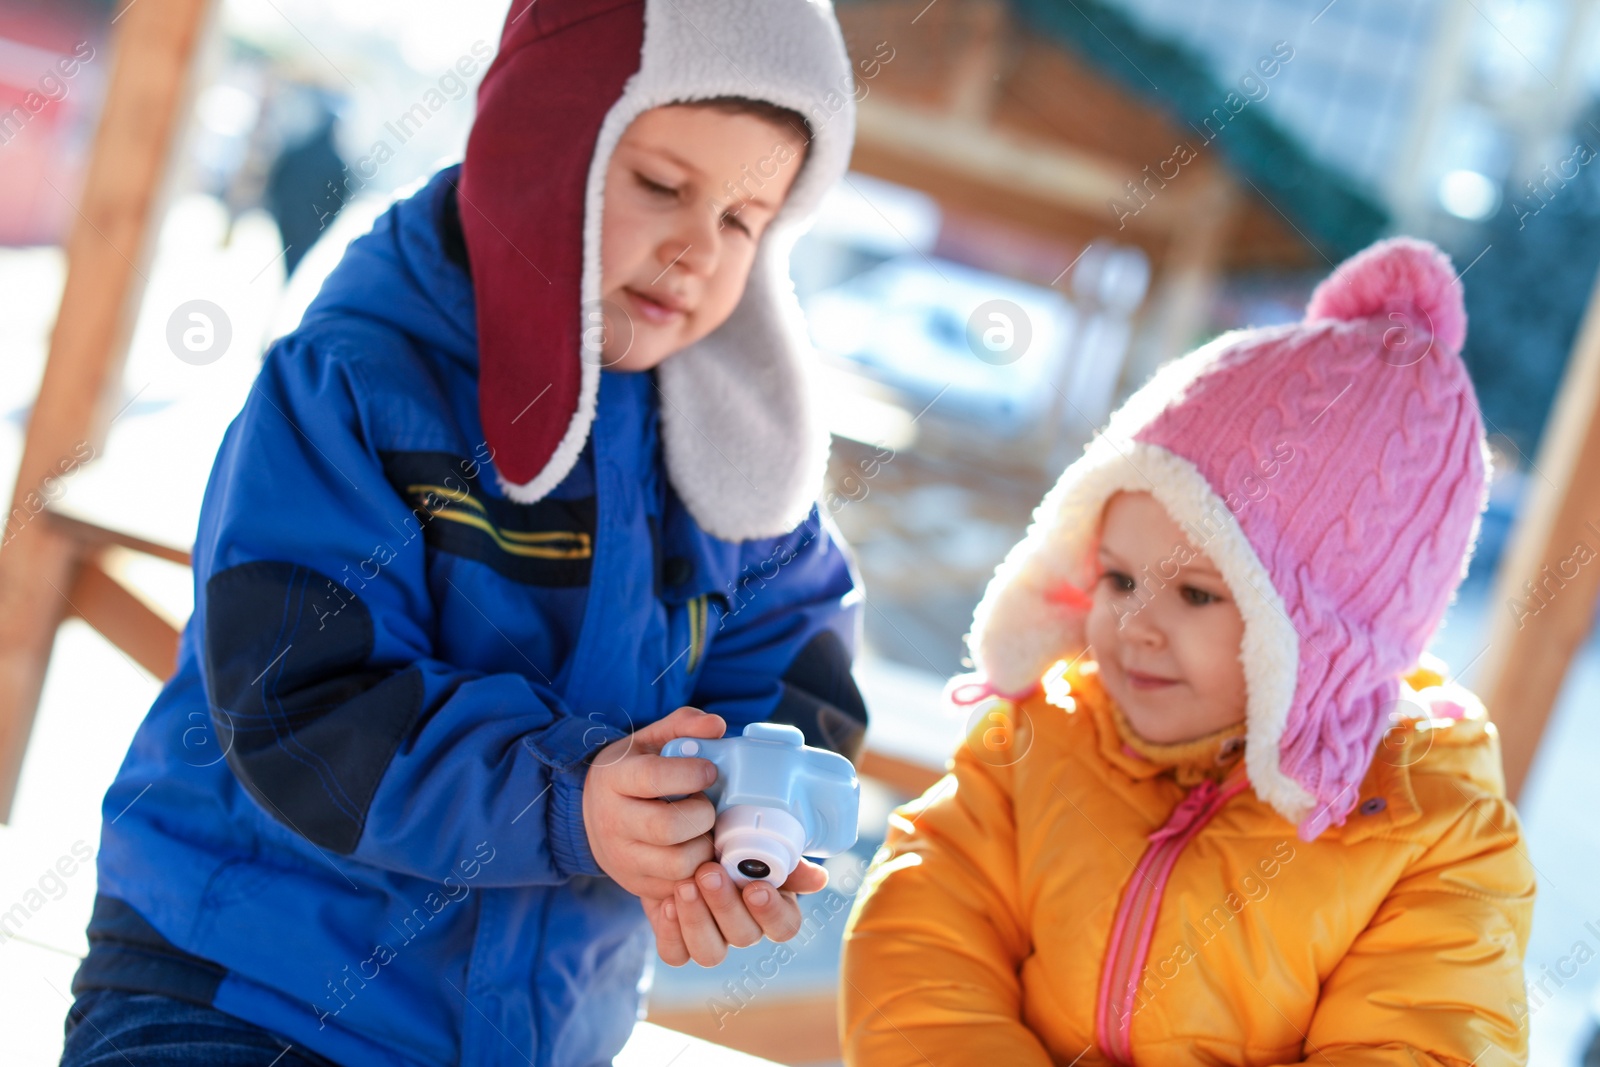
<box><xmin>656</xmin><ymin>240</ymin><xmax>713</xmax><ymax>285</ymax></box>
<box><xmin>661</xmin><ymin>212</ymin><xmax>722</xmax><ymax>277</ymax></box>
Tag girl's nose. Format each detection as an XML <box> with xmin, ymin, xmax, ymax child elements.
<box><xmin>1132</xmin><ymin>626</ymin><xmax>1164</xmax><ymax>650</ymax></box>
<box><xmin>1121</xmin><ymin>607</ymin><xmax>1166</xmax><ymax>649</ymax></box>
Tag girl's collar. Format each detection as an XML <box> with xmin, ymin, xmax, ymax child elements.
<box><xmin>1049</xmin><ymin>660</ymin><xmax>1246</xmax><ymax>786</ymax></box>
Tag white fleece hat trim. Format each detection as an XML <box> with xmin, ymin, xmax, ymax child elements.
<box><xmin>496</xmin><ymin>0</ymin><xmax>856</xmax><ymax>543</ymax></box>
<box><xmin>969</xmin><ymin>430</ymin><xmax>1316</xmax><ymax>825</ymax></box>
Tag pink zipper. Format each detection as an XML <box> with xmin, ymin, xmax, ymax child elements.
<box><xmin>1094</xmin><ymin>770</ymin><xmax>1249</xmax><ymax>1064</ymax></box>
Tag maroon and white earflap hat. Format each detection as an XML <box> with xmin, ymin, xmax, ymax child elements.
<box><xmin>962</xmin><ymin>238</ymin><xmax>1491</xmax><ymax>839</ymax></box>
<box><xmin>457</xmin><ymin>0</ymin><xmax>857</xmax><ymax>541</ymax></box>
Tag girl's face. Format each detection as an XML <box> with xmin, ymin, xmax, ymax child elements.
<box><xmin>1084</xmin><ymin>491</ymin><xmax>1248</xmax><ymax>744</ymax></box>
<box><xmin>598</xmin><ymin>104</ymin><xmax>807</xmax><ymax>372</ymax></box>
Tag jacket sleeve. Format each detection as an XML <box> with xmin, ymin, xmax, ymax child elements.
<box><xmin>690</xmin><ymin>506</ymin><xmax>869</xmax><ymax>763</ymax></box>
<box><xmin>1280</xmin><ymin>790</ymin><xmax>1536</xmax><ymax>1065</ymax></box>
<box><xmin>192</xmin><ymin>338</ymin><xmax>616</xmax><ymax>887</ymax></box>
<box><xmin>839</xmin><ymin>730</ymin><xmax>1055</xmax><ymax>1066</ymax></box>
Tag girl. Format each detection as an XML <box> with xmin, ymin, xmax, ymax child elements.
<box><xmin>840</xmin><ymin>238</ymin><xmax>1534</xmax><ymax>1065</ymax></box>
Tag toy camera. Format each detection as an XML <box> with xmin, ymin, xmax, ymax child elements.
<box><xmin>661</xmin><ymin>722</ymin><xmax>859</xmax><ymax>888</ymax></box>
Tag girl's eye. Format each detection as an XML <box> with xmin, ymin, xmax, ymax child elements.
<box><xmin>1181</xmin><ymin>586</ymin><xmax>1221</xmax><ymax>606</ymax></box>
<box><xmin>1099</xmin><ymin>570</ymin><xmax>1135</xmax><ymax>594</ymax></box>
<box><xmin>720</xmin><ymin>208</ymin><xmax>752</xmax><ymax>237</ymax></box>
<box><xmin>636</xmin><ymin>173</ymin><xmax>677</xmax><ymax>198</ymax></box>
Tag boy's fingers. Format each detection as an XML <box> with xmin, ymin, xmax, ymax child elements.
<box><xmin>673</xmin><ymin>879</ymin><xmax>729</xmax><ymax>967</ymax></box>
<box><xmin>644</xmin><ymin>896</ymin><xmax>690</xmax><ymax>967</ymax></box>
<box><xmin>657</xmin><ymin>833</ymin><xmax>718</xmax><ymax>880</ymax></box>
<box><xmin>779</xmin><ymin>858</ymin><xmax>830</xmax><ymax>896</ymax></box>
<box><xmin>659</xmin><ymin>795</ymin><xmax>717</xmax><ymax>844</ymax></box>
<box><xmin>618</xmin><ymin>793</ymin><xmax>715</xmax><ymax>845</ymax></box>
<box><xmin>743</xmin><ymin>881</ymin><xmax>804</xmax><ymax>943</ymax></box>
<box><xmin>693</xmin><ymin>862</ymin><xmax>763</xmax><ymax>949</ymax></box>
<box><xmin>630</xmin><ymin>706</ymin><xmax>727</xmax><ymax>751</ymax></box>
<box><xmin>629</xmin><ymin>838</ymin><xmax>715</xmax><ymax>887</ymax></box>
<box><xmin>618</xmin><ymin>753</ymin><xmax>718</xmax><ymax>800</ymax></box>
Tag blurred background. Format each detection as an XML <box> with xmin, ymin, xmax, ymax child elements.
<box><xmin>4</xmin><ymin>0</ymin><xmax>1600</xmax><ymax>1063</ymax></box>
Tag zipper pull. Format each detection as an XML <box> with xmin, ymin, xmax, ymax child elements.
<box><xmin>1148</xmin><ymin>778</ymin><xmax>1220</xmax><ymax>843</ymax></box>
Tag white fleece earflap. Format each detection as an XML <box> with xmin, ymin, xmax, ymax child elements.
<box><xmin>497</xmin><ymin>0</ymin><xmax>856</xmax><ymax>542</ymax></box>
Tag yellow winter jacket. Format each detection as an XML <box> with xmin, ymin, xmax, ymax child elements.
<box><xmin>840</xmin><ymin>659</ymin><xmax>1535</xmax><ymax>1066</ymax></box>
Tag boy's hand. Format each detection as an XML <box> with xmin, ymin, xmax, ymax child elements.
<box><xmin>582</xmin><ymin>706</ymin><xmax>726</xmax><ymax>900</ymax></box>
<box><xmin>644</xmin><ymin>857</ymin><xmax>830</xmax><ymax>967</ymax></box>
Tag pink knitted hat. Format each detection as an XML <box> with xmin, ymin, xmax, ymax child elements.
<box><xmin>966</xmin><ymin>237</ymin><xmax>1490</xmax><ymax>839</ymax></box>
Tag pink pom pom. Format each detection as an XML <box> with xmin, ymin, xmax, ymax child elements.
<box><xmin>1305</xmin><ymin>237</ymin><xmax>1466</xmax><ymax>356</ymax></box>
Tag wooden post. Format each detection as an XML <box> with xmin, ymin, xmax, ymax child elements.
<box><xmin>1475</xmin><ymin>264</ymin><xmax>1600</xmax><ymax>800</ymax></box>
<box><xmin>0</xmin><ymin>0</ymin><xmax>217</xmax><ymax>822</ymax></box>
<box><xmin>946</xmin><ymin>0</ymin><xmax>1006</xmax><ymax>125</ymax></box>
<box><xmin>1125</xmin><ymin>165</ymin><xmax>1239</xmax><ymax>379</ymax></box>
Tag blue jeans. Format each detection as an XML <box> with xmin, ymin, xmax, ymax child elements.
<box><xmin>61</xmin><ymin>988</ymin><xmax>344</xmax><ymax>1066</ymax></box>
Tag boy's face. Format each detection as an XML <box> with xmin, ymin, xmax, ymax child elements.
<box><xmin>1084</xmin><ymin>491</ymin><xmax>1248</xmax><ymax>744</ymax></box>
<box><xmin>597</xmin><ymin>104</ymin><xmax>807</xmax><ymax>372</ymax></box>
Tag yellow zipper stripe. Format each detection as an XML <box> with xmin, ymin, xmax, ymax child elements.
<box><xmin>408</xmin><ymin>484</ymin><xmax>591</xmax><ymax>559</ymax></box>
<box><xmin>686</xmin><ymin>595</ymin><xmax>707</xmax><ymax>673</ymax></box>
<box><xmin>409</xmin><ymin>484</ymin><xmax>584</xmax><ymax>544</ymax></box>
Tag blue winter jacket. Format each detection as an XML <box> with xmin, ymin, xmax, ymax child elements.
<box><xmin>75</xmin><ymin>163</ymin><xmax>866</xmax><ymax>1067</ymax></box>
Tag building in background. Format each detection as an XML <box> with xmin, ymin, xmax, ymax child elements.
<box><xmin>1097</xmin><ymin>0</ymin><xmax>1600</xmax><ymax>457</ymax></box>
<box><xmin>0</xmin><ymin>0</ymin><xmax>111</xmax><ymax>247</ymax></box>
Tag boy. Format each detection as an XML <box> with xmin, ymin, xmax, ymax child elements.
<box><xmin>60</xmin><ymin>1</ymin><xmax>867</xmax><ymax>1064</ymax></box>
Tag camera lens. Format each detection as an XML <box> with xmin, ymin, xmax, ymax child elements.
<box><xmin>737</xmin><ymin>859</ymin><xmax>771</xmax><ymax>880</ymax></box>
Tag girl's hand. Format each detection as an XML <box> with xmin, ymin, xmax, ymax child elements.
<box><xmin>644</xmin><ymin>858</ymin><xmax>830</xmax><ymax>967</ymax></box>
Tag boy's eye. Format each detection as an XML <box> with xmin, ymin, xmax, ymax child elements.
<box><xmin>720</xmin><ymin>207</ymin><xmax>752</xmax><ymax>237</ymax></box>
<box><xmin>1181</xmin><ymin>585</ymin><xmax>1221</xmax><ymax>606</ymax></box>
<box><xmin>636</xmin><ymin>172</ymin><xmax>678</xmax><ymax>198</ymax></box>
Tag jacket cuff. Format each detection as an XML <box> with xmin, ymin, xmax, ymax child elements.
<box><xmin>523</xmin><ymin>716</ymin><xmax>628</xmax><ymax>881</ymax></box>
<box><xmin>547</xmin><ymin>763</ymin><xmax>604</xmax><ymax>880</ymax></box>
